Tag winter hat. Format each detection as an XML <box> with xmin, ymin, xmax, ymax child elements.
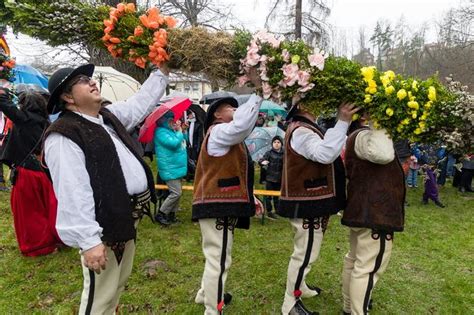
<box><xmin>272</xmin><ymin>135</ymin><xmax>283</xmax><ymax>143</ymax></box>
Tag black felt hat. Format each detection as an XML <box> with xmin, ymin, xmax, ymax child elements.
<box><xmin>47</xmin><ymin>64</ymin><xmax>95</xmax><ymax>114</ymax></box>
<box><xmin>204</xmin><ymin>97</ymin><xmax>239</xmax><ymax>132</ymax></box>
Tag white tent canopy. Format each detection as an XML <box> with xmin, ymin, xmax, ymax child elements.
<box><xmin>93</xmin><ymin>66</ymin><xmax>141</xmax><ymax>102</ymax></box>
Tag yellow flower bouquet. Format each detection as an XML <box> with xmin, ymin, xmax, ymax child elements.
<box><xmin>356</xmin><ymin>66</ymin><xmax>452</xmax><ymax>143</ymax></box>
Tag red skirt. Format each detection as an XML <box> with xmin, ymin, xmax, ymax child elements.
<box><xmin>11</xmin><ymin>167</ymin><xmax>62</xmax><ymax>256</ymax></box>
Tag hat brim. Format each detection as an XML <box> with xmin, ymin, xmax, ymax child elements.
<box><xmin>47</xmin><ymin>64</ymin><xmax>95</xmax><ymax>114</ymax></box>
<box><xmin>204</xmin><ymin>97</ymin><xmax>239</xmax><ymax>132</ymax></box>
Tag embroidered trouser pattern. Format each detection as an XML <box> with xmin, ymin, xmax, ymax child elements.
<box><xmin>195</xmin><ymin>218</ymin><xmax>236</xmax><ymax>315</ymax></box>
<box><xmin>342</xmin><ymin>228</ymin><xmax>393</xmax><ymax>315</ymax></box>
<box><xmin>281</xmin><ymin>217</ymin><xmax>326</xmax><ymax>314</ymax></box>
<box><xmin>79</xmin><ymin>239</ymin><xmax>136</xmax><ymax>315</ymax></box>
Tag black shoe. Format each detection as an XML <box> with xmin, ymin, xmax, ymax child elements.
<box><xmin>223</xmin><ymin>292</ymin><xmax>232</xmax><ymax>305</ymax></box>
<box><xmin>434</xmin><ymin>200</ymin><xmax>445</xmax><ymax>208</ymax></box>
<box><xmin>342</xmin><ymin>311</ymin><xmax>350</xmax><ymax>315</ymax></box>
<box><xmin>289</xmin><ymin>300</ymin><xmax>318</xmax><ymax>315</ymax></box>
<box><xmin>167</xmin><ymin>212</ymin><xmax>180</xmax><ymax>224</ymax></box>
<box><xmin>307</xmin><ymin>285</ymin><xmax>322</xmax><ymax>296</ymax></box>
<box><xmin>422</xmin><ymin>199</ymin><xmax>428</xmax><ymax>205</ymax></box>
<box><xmin>267</xmin><ymin>212</ymin><xmax>278</xmax><ymax>220</ymax></box>
<box><xmin>155</xmin><ymin>211</ymin><xmax>171</xmax><ymax>226</ymax></box>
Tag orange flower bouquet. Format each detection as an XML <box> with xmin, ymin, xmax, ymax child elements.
<box><xmin>102</xmin><ymin>3</ymin><xmax>176</xmax><ymax>69</ymax></box>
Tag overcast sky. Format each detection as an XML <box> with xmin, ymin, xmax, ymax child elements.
<box><xmin>5</xmin><ymin>0</ymin><xmax>466</xmax><ymax>64</ymax></box>
<box><xmin>229</xmin><ymin>0</ymin><xmax>463</xmax><ymax>30</ymax></box>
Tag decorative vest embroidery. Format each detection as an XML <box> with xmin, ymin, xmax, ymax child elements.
<box><xmin>280</xmin><ymin>121</ymin><xmax>336</xmax><ymax>201</ymax></box>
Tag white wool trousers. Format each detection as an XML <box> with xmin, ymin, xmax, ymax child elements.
<box><xmin>195</xmin><ymin>218</ymin><xmax>236</xmax><ymax>315</ymax></box>
<box><xmin>79</xmin><ymin>239</ymin><xmax>136</xmax><ymax>315</ymax></box>
<box><xmin>342</xmin><ymin>227</ymin><xmax>393</xmax><ymax>315</ymax></box>
<box><xmin>281</xmin><ymin>217</ymin><xmax>326</xmax><ymax>314</ymax></box>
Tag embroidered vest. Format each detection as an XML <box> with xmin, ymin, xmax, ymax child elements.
<box><xmin>44</xmin><ymin>109</ymin><xmax>156</xmax><ymax>243</ymax></box>
<box><xmin>192</xmin><ymin>126</ymin><xmax>255</xmax><ymax>221</ymax></box>
<box><xmin>278</xmin><ymin>120</ymin><xmax>346</xmax><ymax>218</ymax></box>
<box><xmin>342</xmin><ymin>128</ymin><xmax>405</xmax><ymax>232</ymax></box>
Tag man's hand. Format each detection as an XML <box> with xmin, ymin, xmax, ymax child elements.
<box><xmin>261</xmin><ymin>160</ymin><xmax>269</xmax><ymax>166</ymax></box>
<box><xmin>338</xmin><ymin>102</ymin><xmax>360</xmax><ymax>122</ymax></box>
<box><xmin>83</xmin><ymin>243</ymin><xmax>108</xmax><ymax>274</ymax></box>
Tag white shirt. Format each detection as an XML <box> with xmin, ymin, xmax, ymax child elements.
<box><xmin>188</xmin><ymin>120</ymin><xmax>195</xmax><ymax>146</ymax></box>
<box><xmin>45</xmin><ymin>70</ymin><xmax>168</xmax><ymax>251</ymax></box>
<box><xmin>207</xmin><ymin>94</ymin><xmax>263</xmax><ymax>157</ymax></box>
<box><xmin>290</xmin><ymin>120</ymin><xmax>349</xmax><ymax>164</ymax></box>
<box><xmin>354</xmin><ymin>128</ymin><xmax>395</xmax><ymax>164</ymax></box>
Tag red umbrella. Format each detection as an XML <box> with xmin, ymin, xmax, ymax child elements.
<box><xmin>138</xmin><ymin>96</ymin><xmax>192</xmax><ymax>143</ymax></box>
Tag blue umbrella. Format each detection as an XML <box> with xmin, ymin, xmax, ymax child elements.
<box><xmin>245</xmin><ymin>126</ymin><xmax>285</xmax><ymax>162</ymax></box>
<box><xmin>13</xmin><ymin>64</ymin><xmax>48</xmax><ymax>89</ymax></box>
<box><xmin>260</xmin><ymin>100</ymin><xmax>287</xmax><ymax>118</ymax></box>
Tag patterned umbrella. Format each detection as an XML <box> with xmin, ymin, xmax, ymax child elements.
<box><xmin>245</xmin><ymin>126</ymin><xmax>285</xmax><ymax>161</ymax></box>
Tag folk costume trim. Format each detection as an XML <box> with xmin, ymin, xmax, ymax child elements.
<box><xmin>193</xmin><ymin>128</ymin><xmax>250</xmax><ymax>204</ymax></box>
<box><xmin>280</xmin><ymin>121</ymin><xmax>336</xmax><ymax>201</ymax></box>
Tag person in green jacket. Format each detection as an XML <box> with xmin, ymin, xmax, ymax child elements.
<box><xmin>154</xmin><ymin>111</ymin><xmax>187</xmax><ymax>225</ymax></box>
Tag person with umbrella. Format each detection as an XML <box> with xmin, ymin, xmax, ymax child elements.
<box><xmin>43</xmin><ymin>63</ymin><xmax>168</xmax><ymax>314</ymax></box>
<box><xmin>154</xmin><ymin>111</ymin><xmax>188</xmax><ymax>226</ymax></box>
<box><xmin>192</xmin><ymin>70</ymin><xmax>263</xmax><ymax>314</ymax></box>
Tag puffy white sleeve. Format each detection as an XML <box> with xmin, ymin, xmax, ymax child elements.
<box><xmin>207</xmin><ymin>94</ymin><xmax>263</xmax><ymax>156</ymax></box>
<box><xmin>106</xmin><ymin>69</ymin><xmax>168</xmax><ymax>131</ymax></box>
<box><xmin>44</xmin><ymin>133</ymin><xmax>103</xmax><ymax>251</ymax></box>
<box><xmin>354</xmin><ymin>129</ymin><xmax>395</xmax><ymax>165</ymax></box>
<box><xmin>290</xmin><ymin>120</ymin><xmax>349</xmax><ymax>164</ymax></box>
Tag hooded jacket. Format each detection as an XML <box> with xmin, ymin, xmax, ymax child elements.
<box><xmin>154</xmin><ymin>116</ymin><xmax>188</xmax><ymax>181</ymax></box>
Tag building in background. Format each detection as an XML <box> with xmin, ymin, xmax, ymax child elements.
<box><xmin>169</xmin><ymin>72</ymin><xmax>212</xmax><ymax>103</ymax></box>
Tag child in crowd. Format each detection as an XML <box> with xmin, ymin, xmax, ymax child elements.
<box><xmin>421</xmin><ymin>163</ymin><xmax>445</xmax><ymax>208</ymax></box>
<box><xmin>258</xmin><ymin>136</ymin><xmax>283</xmax><ymax>220</ymax></box>
<box><xmin>407</xmin><ymin>154</ymin><xmax>420</xmax><ymax>188</ymax></box>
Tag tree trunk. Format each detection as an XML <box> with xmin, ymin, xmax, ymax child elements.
<box><xmin>295</xmin><ymin>0</ymin><xmax>302</xmax><ymax>39</ymax></box>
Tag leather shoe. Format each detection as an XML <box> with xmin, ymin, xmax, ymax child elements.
<box><xmin>224</xmin><ymin>292</ymin><xmax>232</xmax><ymax>305</ymax></box>
<box><xmin>289</xmin><ymin>300</ymin><xmax>318</xmax><ymax>315</ymax></box>
<box><xmin>434</xmin><ymin>200</ymin><xmax>445</xmax><ymax>208</ymax></box>
<box><xmin>307</xmin><ymin>285</ymin><xmax>322</xmax><ymax>296</ymax></box>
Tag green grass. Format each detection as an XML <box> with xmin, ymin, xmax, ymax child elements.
<box><xmin>0</xmin><ymin>174</ymin><xmax>473</xmax><ymax>314</ymax></box>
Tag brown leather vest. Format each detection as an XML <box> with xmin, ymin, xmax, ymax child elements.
<box><xmin>342</xmin><ymin>128</ymin><xmax>405</xmax><ymax>232</ymax></box>
<box><xmin>192</xmin><ymin>126</ymin><xmax>254</xmax><ymax>220</ymax></box>
<box><xmin>278</xmin><ymin>120</ymin><xmax>345</xmax><ymax>218</ymax></box>
<box><xmin>280</xmin><ymin>121</ymin><xmax>336</xmax><ymax>200</ymax></box>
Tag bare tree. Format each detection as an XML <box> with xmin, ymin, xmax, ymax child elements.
<box><xmin>264</xmin><ymin>0</ymin><xmax>331</xmax><ymax>47</ymax></box>
<box><xmin>150</xmin><ymin>0</ymin><xmax>237</xmax><ymax>30</ymax></box>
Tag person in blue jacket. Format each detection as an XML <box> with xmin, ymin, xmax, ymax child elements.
<box><xmin>154</xmin><ymin>111</ymin><xmax>187</xmax><ymax>225</ymax></box>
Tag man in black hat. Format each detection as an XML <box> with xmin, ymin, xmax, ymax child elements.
<box><xmin>43</xmin><ymin>63</ymin><xmax>169</xmax><ymax>314</ymax></box>
<box><xmin>278</xmin><ymin>101</ymin><xmax>359</xmax><ymax>315</ymax></box>
<box><xmin>191</xmin><ymin>80</ymin><xmax>263</xmax><ymax>313</ymax></box>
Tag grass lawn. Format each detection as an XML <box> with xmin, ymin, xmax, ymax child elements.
<box><xmin>0</xmin><ymin>172</ymin><xmax>472</xmax><ymax>314</ymax></box>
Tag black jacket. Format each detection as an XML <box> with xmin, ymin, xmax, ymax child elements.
<box><xmin>0</xmin><ymin>97</ymin><xmax>48</xmax><ymax>171</ymax></box>
<box><xmin>259</xmin><ymin>148</ymin><xmax>283</xmax><ymax>183</ymax></box>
